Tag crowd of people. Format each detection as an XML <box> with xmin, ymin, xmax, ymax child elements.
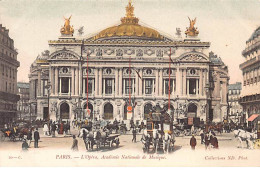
<box><xmin>190</xmin><ymin>130</ymin><xmax>219</xmax><ymax>150</ymax></box>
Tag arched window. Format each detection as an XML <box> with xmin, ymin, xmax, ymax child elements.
<box><xmin>60</xmin><ymin>103</ymin><xmax>70</xmax><ymax>119</ymax></box>
<box><xmin>144</xmin><ymin>103</ymin><xmax>153</xmax><ymax>119</ymax></box>
<box><xmin>104</xmin><ymin>103</ymin><xmax>113</xmax><ymax>120</ymax></box>
<box><xmin>187</xmin><ymin>103</ymin><xmax>197</xmax><ymax>118</ymax></box>
<box><xmin>83</xmin><ymin>103</ymin><xmax>93</xmax><ymax>119</ymax></box>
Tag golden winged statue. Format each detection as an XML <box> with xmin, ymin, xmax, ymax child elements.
<box><xmin>185</xmin><ymin>17</ymin><xmax>199</xmax><ymax>37</ymax></box>
<box><xmin>60</xmin><ymin>15</ymin><xmax>74</xmax><ymax>36</ymax></box>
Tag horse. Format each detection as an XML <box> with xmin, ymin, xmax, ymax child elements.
<box><xmin>78</xmin><ymin>128</ymin><xmax>89</xmax><ymax>138</ymax></box>
<box><xmin>141</xmin><ymin>130</ymin><xmax>151</xmax><ymax>153</ymax></box>
<box><xmin>163</xmin><ymin>132</ymin><xmax>171</xmax><ymax>154</ymax></box>
<box><xmin>93</xmin><ymin>130</ymin><xmax>101</xmax><ymax>150</ymax></box>
<box><xmin>152</xmin><ymin>129</ymin><xmax>159</xmax><ymax>153</ymax></box>
<box><xmin>234</xmin><ymin>129</ymin><xmax>257</xmax><ymax>149</ymax></box>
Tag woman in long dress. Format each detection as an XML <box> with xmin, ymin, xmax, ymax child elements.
<box><xmin>43</xmin><ymin>123</ymin><xmax>49</xmax><ymax>136</ymax></box>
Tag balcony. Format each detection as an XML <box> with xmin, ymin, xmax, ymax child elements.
<box><xmin>0</xmin><ymin>52</ymin><xmax>20</xmax><ymax>66</ymax></box>
<box><xmin>0</xmin><ymin>91</ymin><xmax>20</xmax><ymax>102</ymax></box>
<box><xmin>242</xmin><ymin>41</ymin><xmax>260</xmax><ymax>56</ymax></box>
<box><xmin>239</xmin><ymin>55</ymin><xmax>260</xmax><ymax>69</ymax></box>
<box><xmin>239</xmin><ymin>94</ymin><xmax>260</xmax><ymax>104</ymax></box>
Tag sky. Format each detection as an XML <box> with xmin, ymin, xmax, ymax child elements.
<box><xmin>0</xmin><ymin>0</ymin><xmax>260</xmax><ymax>84</ymax></box>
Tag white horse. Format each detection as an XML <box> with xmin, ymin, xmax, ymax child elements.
<box><xmin>152</xmin><ymin>129</ymin><xmax>159</xmax><ymax>152</ymax></box>
<box><xmin>234</xmin><ymin>129</ymin><xmax>257</xmax><ymax>149</ymax></box>
<box><xmin>163</xmin><ymin>132</ymin><xmax>171</xmax><ymax>153</ymax></box>
<box><xmin>78</xmin><ymin>128</ymin><xmax>89</xmax><ymax>138</ymax></box>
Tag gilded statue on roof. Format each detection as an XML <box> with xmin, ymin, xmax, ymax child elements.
<box><xmin>185</xmin><ymin>17</ymin><xmax>199</xmax><ymax>37</ymax></box>
<box><xmin>60</xmin><ymin>15</ymin><xmax>74</xmax><ymax>36</ymax></box>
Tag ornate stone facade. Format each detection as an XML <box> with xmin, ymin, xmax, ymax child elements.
<box><xmin>28</xmin><ymin>2</ymin><xmax>229</xmax><ymax>123</ymax></box>
<box><xmin>0</xmin><ymin>24</ymin><xmax>20</xmax><ymax>127</ymax></box>
<box><xmin>239</xmin><ymin>26</ymin><xmax>260</xmax><ymax>127</ymax></box>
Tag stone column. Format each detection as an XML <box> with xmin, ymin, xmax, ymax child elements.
<box><xmin>196</xmin><ymin>79</ymin><xmax>199</xmax><ymax>96</ymax></box>
<box><xmin>71</xmin><ymin>67</ymin><xmax>75</xmax><ymax>95</ymax></box>
<box><xmin>115</xmin><ymin>68</ymin><xmax>119</xmax><ymax>96</ymax></box>
<box><xmin>176</xmin><ymin>67</ymin><xmax>181</xmax><ymax>96</ymax></box>
<box><xmin>159</xmin><ymin>68</ymin><xmax>163</xmax><ymax>96</ymax></box>
<box><xmin>155</xmin><ymin>69</ymin><xmax>159</xmax><ymax>96</ymax></box>
<box><xmin>199</xmin><ymin>69</ymin><xmax>203</xmax><ymax>96</ymax></box>
<box><xmin>79</xmin><ymin>66</ymin><xmax>82</xmax><ymax>95</ymax></box>
<box><xmin>183</xmin><ymin>69</ymin><xmax>186</xmax><ymax>96</ymax></box>
<box><xmin>99</xmin><ymin>68</ymin><xmax>103</xmax><ymax>96</ymax></box>
<box><xmin>83</xmin><ymin>78</ymin><xmax>85</xmax><ymax>96</ymax></box>
<box><xmin>55</xmin><ymin>67</ymin><xmax>58</xmax><ymax>95</ymax></box>
<box><xmin>180</xmin><ymin>69</ymin><xmax>184</xmax><ymax>95</ymax></box>
<box><xmin>37</xmin><ymin>71</ymin><xmax>41</xmax><ymax>96</ymax></box>
<box><xmin>119</xmin><ymin>68</ymin><xmax>123</xmax><ymax>96</ymax></box>
<box><xmin>187</xmin><ymin>78</ymin><xmax>189</xmax><ymax>96</ymax></box>
<box><xmin>203</xmin><ymin>70</ymin><xmax>206</xmax><ymax>96</ymax></box>
<box><xmin>95</xmin><ymin>68</ymin><xmax>99</xmax><ymax>96</ymax></box>
<box><xmin>59</xmin><ymin>77</ymin><xmax>61</xmax><ymax>94</ymax></box>
<box><xmin>139</xmin><ymin>69</ymin><xmax>143</xmax><ymax>96</ymax></box>
<box><xmin>135</xmin><ymin>69</ymin><xmax>139</xmax><ymax>96</ymax></box>
<box><xmin>69</xmin><ymin>78</ymin><xmax>71</xmax><ymax>95</ymax></box>
<box><xmin>51</xmin><ymin>67</ymin><xmax>55</xmax><ymax>95</ymax></box>
<box><xmin>75</xmin><ymin>68</ymin><xmax>79</xmax><ymax>95</ymax></box>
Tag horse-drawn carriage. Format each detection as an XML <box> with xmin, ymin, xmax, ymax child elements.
<box><xmin>0</xmin><ymin>126</ymin><xmax>30</xmax><ymax>142</ymax></box>
<box><xmin>254</xmin><ymin>121</ymin><xmax>260</xmax><ymax>149</ymax></box>
<box><xmin>141</xmin><ymin>111</ymin><xmax>175</xmax><ymax>154</ymax></box>
<box><xmin>85</xmin><ymin>130</ymin><xmax>120</xmax><ymax>151</ymax></box>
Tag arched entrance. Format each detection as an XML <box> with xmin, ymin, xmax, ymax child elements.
<box><xmin>187</xmin><ymin>103</ymin><xmax>197</xmax><ymax>118</ymax></box>
<box><xmin>104</xmin><ymin>103</ymin><xmax>113</xmax><ymax>120</ymax></box>
<box><xmin>144</xmin><ymin>103</ymin><xmax>153</xmax><ymax>119</ymax></box>
<box><xmin>83</xmin><ymin>103</ymin><xmax>93</xmax><ymax>119</ymax></box>
<box><xmin>60</xmin><ymin>103</ymin><xmax>70</xmax><ymax>120</ymax></box>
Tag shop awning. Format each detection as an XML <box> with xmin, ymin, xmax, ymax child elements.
<box><xmin>248</xmin><ymin>114</ymin><xmax>259</xmax><ymax>121</ymax></box>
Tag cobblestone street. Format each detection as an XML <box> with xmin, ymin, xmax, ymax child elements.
<box><xmin>1</xmin><ymin>128</ymin><xmax>259</xmax><ymax>166</ymax></box>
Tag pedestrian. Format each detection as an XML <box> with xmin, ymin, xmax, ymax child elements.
<box><xmin>51</xmin><ymin>122</ymin><xmax>56</xmax><ymax>137</ymax></box>
<box><xmin>22</xmin><ymin>138</ymin><xmax>29</xmax><ymax>151</ymax></box>
<box><xmin>27</xmin><ymin>129</ymin><xmax>32</xmax><ymax>147</ymax></box>
<box><xmin>34</xmin><ymin>128</ymin><xmax>40</xmax><ymax>148</ymax></box>
<box><xmin>190</xmin><ymin>134</ymin><xmax>197</xmax><ymax>150</ymax></box>
<box><xmin>191</xmin><ymin>125</ymin><xmax>195</xmax><ymax>134</ymax></box>
<box><xmin>212</xmin><ymin>135</ymin><xmax>219</xmax><ymax>149</ymax></box>
<box><xmin>205</xmin><ymin>132</ymin><xmax>210</xmax><ymax>150</ymax></box>
<box><xmin>132</xmin><ymin>127</ymin><xmax>137</xmax><ymax>143</ymax></box>
<box><xmin>83</xmin><ymin>130</ymin><xmax>88</xmax><ymax>150</ymax></box>
<box><xmin>200</xmin><ymin>129</ymin><xmax>205</xmax><ymax>144</ymax></box>
<box><xmin>43</xmin><ymin>123</ymin><xmax>49</xmax><ymax>136</ymax></box>
<box><xmin>71</xmin><ymin>135</ymin><xmax>78</xmax><ymax>151</ymax></box>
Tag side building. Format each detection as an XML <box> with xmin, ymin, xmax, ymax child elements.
<box><xmin>17</xmin><ymin>82</ymin><xmax>31</xmax><ymax>120</ymax></box>
<box><xmin>228</xmin><ymin>82</ymin><xmax>243</xmax><ymax>125</ymax></box>
<box><xmin>29</xmin><ymin>1</ymin><xmax>229</xmax><ymax>124</ymax></box>
<box><xmin>0</xmin><ymin>24</ymin><xmax>20</xmax><ymax>127</ymax></box>
<box><xmin>239</xmin><ymin>26</ymin><xmax>260</xmax><ymax>129</ymax></box>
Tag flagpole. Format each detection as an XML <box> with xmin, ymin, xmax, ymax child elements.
<box><xmin>168</xmin><ymin>48</ymin><xmax>171</xmax><ymax>110</ymax></box>
<box><xmin>129</xmin><ymin>55</ymin><xmax>132</xmax><ymax>117</ymax></box>
<box><xmin>86</xmin><ymin>51</ymin><xmax>89</xmax><ymax>118</ymax></box>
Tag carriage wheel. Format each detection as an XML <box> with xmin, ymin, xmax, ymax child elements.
<box><xmin>10</xmin><ymin>135</ymin><xmax>16</xmax><ymax>142</ymax></box>
<box><xmin>109</xmin><ymin>140</ymin><xmax>113</xmax><ymax>148</ymax></box>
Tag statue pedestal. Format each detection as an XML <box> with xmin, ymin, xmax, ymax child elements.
<box><xmin>184</xmin><ymin>36</ymin><xmax>200</xmax><ymax>41</ymax></box>
<box><xmin>59</xmin><ymin>35</ymin><xmax>75</xmax><ymax>40</ymax></box>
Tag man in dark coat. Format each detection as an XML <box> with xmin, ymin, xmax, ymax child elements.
<box><xmin>132</xmin><ymin>127</ymin><xmax>137</xmax><ymax>143</ymax></box>
<box><xmin>190</xmin><ymin>135</ymin><xmax>197</xmax><ymax>150</ymax></box>
<box><xmin>71</xmin><ymin>135</ymin><xmax>78</xmax><ymax>151</ymax></box>
<box><xmin>205</xmin><ymin>133</ymin><xmax>210</xmax><ymax>150</ymax></box>
<box><xmin>22</xmin><ymin>138</ymin><xmax>29</xmax><ymax>151</ymax></box>
<box><xmin>34</xmin><ymin>128</ymin><xmax>40</xmax><ymax>148</ymax></box>
<box><xmin>51</xmin><ymin>122</ymin><xmax>56</xmax><ymax>137</ymax></box>
<box><xmin>213</xmin><ymin>135</ymin><xmax>219</xmax><ymax>149</ymax></box>
<box><xmin>27</xmin><ymin>129</ymin><xmax>32</xmax><ymax>147</ymax></box>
